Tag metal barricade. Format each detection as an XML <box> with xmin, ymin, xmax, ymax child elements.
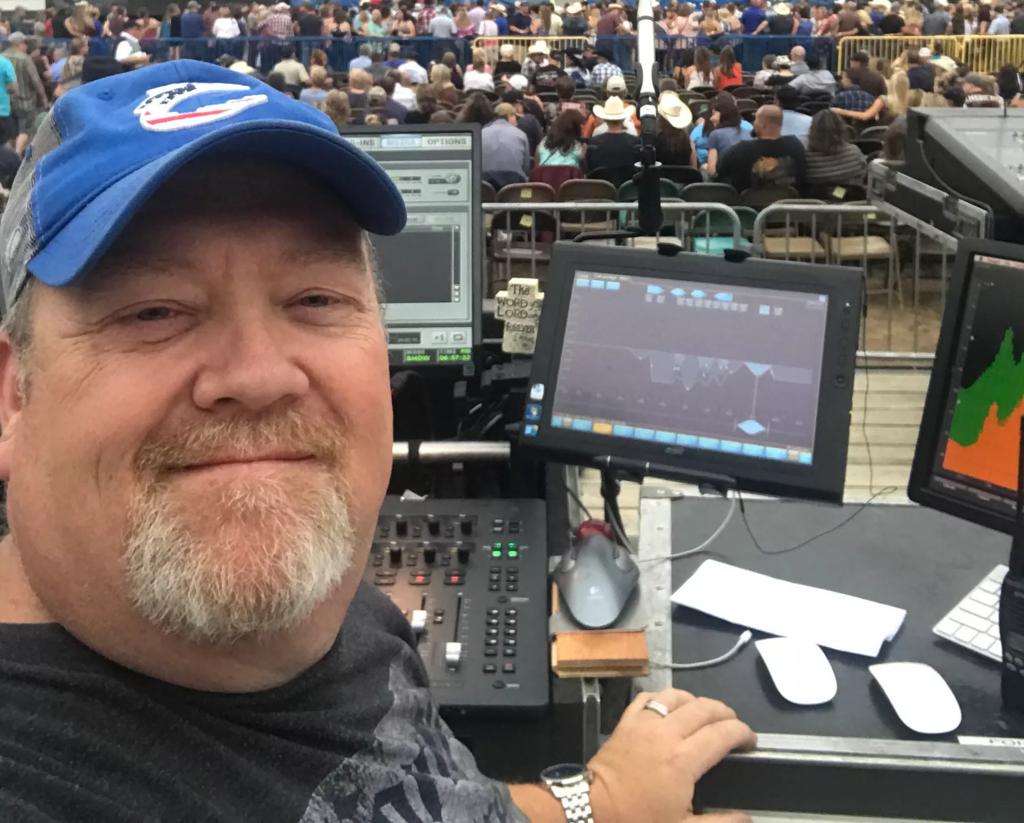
<box><xmin>836</xmin><ymin>35</ymin><xmax>966</xmax><ymax>71</ymax></box>
<box><xmin>482</xmin><ymin>200</ymin><xmax>745</xmax><ymax>295</ymax></box>
<box><xmin>959</xmin><ymin>34</ymin><xmax>1024</xmax><ymax>74</ymax></box>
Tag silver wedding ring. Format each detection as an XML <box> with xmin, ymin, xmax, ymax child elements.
<box><xmin>643</xmin><ymin>698</ymin><xmax>670</xmax><ymax>718</ymax></box>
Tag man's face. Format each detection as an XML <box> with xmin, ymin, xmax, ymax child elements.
<box><xmin>0</xmin><ymin>164</ymin><xmax>393</xmax><ymax>649</ymax></box>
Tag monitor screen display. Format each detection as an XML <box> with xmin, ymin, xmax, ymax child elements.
<box><xmin>912</xmin><ymin>250</ymin><xmax>1024</xmax><ymax>529</ymax></box>
<box><xmin>523</xmin><ymin>244</ymin><xmax>863</xmax><ymax>503</ymax></box>
<box><xmin>549</xmin><ymin>272</ymin><xmax>828</xmax><ymax>466</ymax></box>
<box><xmin>342</xmin><ymin>126</ymin><xmax>481</xmax><ymax>367</ymax></box>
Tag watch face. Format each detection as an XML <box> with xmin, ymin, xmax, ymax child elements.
<box><xmin>541</xmin><ymin>763</ymin><xmax>585</xmax><ymax>782</ymax></box>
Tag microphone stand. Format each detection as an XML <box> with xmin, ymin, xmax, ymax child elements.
<box><xmin>574</xmin><ymin>0</ymin><xmax>680</xmax><ymax>253</ymax></box>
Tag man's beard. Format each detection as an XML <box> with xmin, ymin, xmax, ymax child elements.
<box><xmin>122</xmin><ymin>411</ymin><xmax>357</xmax><ymax>645</ymax></box>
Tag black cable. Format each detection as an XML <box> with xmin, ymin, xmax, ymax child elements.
<box><xmin>736</xmin><ymin>486</ymin><xmax>897</xmax><ymax>556</ymax></box>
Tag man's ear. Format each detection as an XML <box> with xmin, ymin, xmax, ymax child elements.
<box><xmin>0</xmin><ymin>333</ymin><xmax>25</xmax><ymax>482</ymax></box>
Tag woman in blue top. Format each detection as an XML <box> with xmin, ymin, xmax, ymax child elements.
<box><xmin>537</xmin><ymin>109</ymin><xmax>587</xmax><ymax>168</ymax></box>
<box><xmin>795</xmin><ymin>6</ymin><xmax>813</xmax><ymax>35</ymax></box>
<box><xmin>703</xmin><ymin>92</ymin><xmax>754</xmax><ymax>176</ymax></box>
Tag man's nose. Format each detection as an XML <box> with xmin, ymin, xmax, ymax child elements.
<box><xmin>192</xmin><ymin>315</ymin><xmax>310</xmax><ymax>413</ymax></box>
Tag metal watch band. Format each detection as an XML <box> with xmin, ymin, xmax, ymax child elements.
<box><xmin>548</xmin><ymin>777</ymin><xmax>594</xmax><ymax>823</ymax></box>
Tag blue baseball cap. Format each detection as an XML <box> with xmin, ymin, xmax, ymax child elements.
<box><xmin>0</xmin><ymin>61</ymin><xmax>406</xmax><ymax>315</ymax></box>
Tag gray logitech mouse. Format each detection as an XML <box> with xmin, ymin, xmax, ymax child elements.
<box><xmin>554</xmin><ymin>533</ymin><xmax>640</xmax><ymax>629</ymax></box>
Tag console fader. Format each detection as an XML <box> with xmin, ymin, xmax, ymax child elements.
<box><xmin>366</xmin><ymin>497</ymin><xmax>550</xmax><ymax>715</ymax></box>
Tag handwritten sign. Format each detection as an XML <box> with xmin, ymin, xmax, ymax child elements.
<box><xmin>495</xmin><ymin>278</ymin><xmax>544</xmax><ymax>355</ymax></box>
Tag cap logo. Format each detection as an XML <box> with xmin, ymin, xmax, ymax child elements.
<box><xmin>134</xmin><ymin>81</ymin><xmax>269</xmax><ymax>133</ymax></box>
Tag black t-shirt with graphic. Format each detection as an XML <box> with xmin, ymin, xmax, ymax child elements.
<box><xmin>0</xmin><ymin>583</ymin><xmax>525</xmax><ymax>822</ymax></box>
<box><xmin>716</xmin><ymin>135</ymin><xmax>807</xmax><ymax>194</ymax></box>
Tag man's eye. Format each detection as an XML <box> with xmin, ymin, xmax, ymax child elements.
<box><xmin>130</xmin><ymin>306</ymin><xmax>177</xmax><ymax>322</ymax></box>
<box><xmin>295</xmin><ymin>294</ymin><xmax>338</xmax><ymax>308</ymax></box>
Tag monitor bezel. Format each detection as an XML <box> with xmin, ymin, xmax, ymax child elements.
<box><xmin>522</xmin><ymin>243</ymin><xmax>863</xmax><ymax>503</ymax></box>
<box><xmin>344</xmin><ymin>123</ymin><xmax>484</xmax><ymax>367</ymax></box>
<box><xmin>908</xmin><ymin>238</ymin><xmax>1024</xmax><ymax>535</ymax></box>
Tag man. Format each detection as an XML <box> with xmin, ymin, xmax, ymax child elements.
<box><xmin>833</xmin><ymin>70</ymin><xmax>877</xmax><ymax>112</ymax></box>
<box><xmin>906</xmin><ymin>47</ymin><xmax>935</xmax><ymax>92</ymax></box>
<box><xmin>716</xmin><ymin>104</ymin><xmax>806</xmax><ymax>193</ymax></box>
<box><xmin>349</xmin><ymin>42</ymin><xmax>373</xmax><ymax>72</ymax></box>
<box><xmin>835</xmin><ymin>0</ymin><xmax>864</xmax><ymax>36</ymax></box>
<box><xmin>417</xmin><ymin>0</ymin><xmax>438</xmax><ymax>34</ymax></box>
<box><xmin>388</xmin><ymin>68</ymin><xmax>416</xmax><ymax>109</ymax></box>
<box><xmin>510</xmin><ymin>0</ymin><xmax>533</xmax><ymax>34</ymax></box>
<box><xmin>494</xmin><ymin>3</ymin><xmax>510</xmax><ymax>35</ymax></box>
<box><xmin>502</xmin><ymin>87</ymin><xmax>544</xmax><ymax>155</ymax></box>
<box><xmin>114</xmin><ymin>19</ymin><xmax>152</xmax><ymax>69</ymax></box>
<box><xmin>1012</xmin><ymin>5</ymin><xmax>1024</xmax><ymax>33</ymax></box>
<box><xmin>590</xmin><ymin>46</ymin><xmax>623</xmax><ymax>90</ymax></box>
<box><xmin>922</xmin><ymin>2</ymin><xmax>950</xmax><ymax>34</ymax></box>
<box><xmin>0</xmin><ymin>51</ymin><xmax>15</xmax><ymax>150</ymax></box>
<box><xmin>0</xmin><ymin>61</ymin><xmax>757</xmax><ymax>821</ymax></box>
<box><xmin>482</xmin><ymin>101</ymin><xmax>531</xmax><ymax>182</ymax></box>
<box><xmin>468</xmin><ymin>0</ymin><xmax>487</xmax><ymax>32</ymax></box>
<box><xmin>563</xmin><ymin>1</ymin><xmax>589</xmax><ymax>35</ymax></box>
<box><xmin>2</xmin><ymin>32</ymin><xmax>46</xmax><ymax>157</ymax></box>
<box><xmin>374</xmin><ymin>75</ymin><xmax>409</xmax><ymax>123</ymax></box>
<box><xmin>740</xmin><ymin>0</ymin><xmax>767</xmax><ymax>34</ymax></box>
<box><xmin>382</xmin><ymin>42</ymin><xmax>403</xmax><ymax>70</ymax></box>
<box><xmin>789</xmin><ymin>44</ymin><xmax>809</xmax><ymax>75</ymax></box>
<box><xmin>787</xmin><ymin>53</ymin><xmax>837</xmax><ymax>98</ymax></box>
<box><xmin>990</xmin><ymin>5</ymin><xmax>1011</xmax><ymax>33</ymax></box>
<box><xmin>398</xmin><ymin>53</ymin><xmax>428</xmax><ymax>86</ymax></box>
<box><xmin>272</xmin><ymin>45</ymin><xmax>310</xmax><ymax>87</ymax></box>
<box><xmin>847</xmin><ymin>50</ymin><xmax>886</xmax><ymax>98</ymax></box>
<box><xmin>180</xmin><ymin>0</ymin><xmax>204</xmax><ymax>37</ymax></box>
<box><xmin>585</xmin><ymin>95</ymin><xmax>640</xmax><ymax>172</ymax></box>
<box><xmin>296</xmin><ymin>2</ymin><xmax>323</xmax><ymax>37</ymax></box>
<box><xmin>776</xmin><ymin>84</ymin><xmax>812</xmax><ymax>143</ymax></box>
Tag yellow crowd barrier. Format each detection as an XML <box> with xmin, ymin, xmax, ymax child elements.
<box><xmin>838</xmin><ymin>34</ymin><xmax>1024</xmax><ymax>75</ymax></box>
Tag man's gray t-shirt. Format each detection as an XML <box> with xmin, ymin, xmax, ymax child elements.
<box><xmin>0</xmin><ymin>583</ymin><xmax>525</xmax><ymax>822</ymax></box>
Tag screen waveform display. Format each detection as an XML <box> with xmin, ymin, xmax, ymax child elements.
<box><xmin>549</xmin><ymin>272</ymin><xmax>829</xmax><ymax>464</ymax></box>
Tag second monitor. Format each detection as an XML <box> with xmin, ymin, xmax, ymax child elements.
<box><xmin>522</xmin><ymin>245</ymin><xmax>863</xmax><ymax>503</ymax></box>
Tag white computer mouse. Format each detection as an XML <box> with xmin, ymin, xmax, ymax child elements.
<box><xmin>755</xmin><ymin>636</ymin><xmax>838</xmax><ymax>706</ymax></box>
<box><xmin>869</xmin><ymin>662</ymin><xmax>962</xmax><ymax>735</ymax></box>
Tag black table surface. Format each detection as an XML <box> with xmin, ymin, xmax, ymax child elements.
<box><xmin>669</xmin><ymin>497</ymin><xmax>1024</xmax><ymax>742</ymax></box>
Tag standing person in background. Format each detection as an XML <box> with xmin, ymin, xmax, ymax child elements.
<box><xmin>700</xmin><ymin>6</ymin><xmax>723</xmax><ymax>38</ymax></box>
<box><xmin>714</xmin><ymin>45</ymin><xmax>742</xmax><ymax>90</ymax></box>
<box><xmin>468</xmin><ymin>0</ymin><xmax>487</xmax><ymax>33</ymax></box>
<box><xmin>179</xmin><ymin>1</ymin><xmax>204</xmax><ymax>59</ymax></box>
<box><xmin>0</xmin><ymin>51</ymin><xmax>16</xmax><ymax>151</ymax></box>
<box><xmin>740</xmin><ymin>0</ymin><xmax>767</xmax><ymax>33</ymax></box>
<box><xmin>161</xmin><ymin>4</ymin><xmax>183</xmax><ymax>60</ymax></box>
<box><xmin>563</xmin><ymin>1</ymin><xmax>589</xmax><ymax>35</ymax></box>
<box><xmin>3</xmin><ymin>33</ymin><xmax>45</xmax><ymax>157</ymax></box>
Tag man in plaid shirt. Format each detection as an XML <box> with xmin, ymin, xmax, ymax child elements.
<box><xmin>589</xmin><ymin>47</ymin><xmax>623</xmax><ymax>90</ymax></box>
<box><xmin>259</xmin><ymin>2</ymin><xmax>296</xmax><ymax>38</ymax></box>
<box><xmin>418</xmin><ymin>0</ymin><xmax>438</xmax><ymax>34</ymax></box>
<box><xmin>833</xmin><ymin>71</ymin><xmax>877</xmax><ymax>112</ymax></box>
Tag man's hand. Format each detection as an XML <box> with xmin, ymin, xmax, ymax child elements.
<box><xmin>587</xmin><ymin>688</ymin><xmax>756</xmax><ymax>823</ymax></box>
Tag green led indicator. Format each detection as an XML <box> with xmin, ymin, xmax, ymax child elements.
<box><xmin>508</xmin><ymin>542</ymin><xmax>518</xmax><ymax>550</ymax></box>
<box><xmin>508</xmin><ymin>550</ymin><xmax>519</xmax><ymax>558</ymax></box>
<box><xmin>491</xmin><ymin>549</ymin><xmax>502</xmax><ymax>558</ymax></box>
<box><xmin>494</xmin><ymin>542</ymin><xmax>503</xmax><ymax>549</ymax></box>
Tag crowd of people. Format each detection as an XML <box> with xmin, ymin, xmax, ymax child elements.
<box><xmin>0</xmin><ymin>0</ymin><xmax>1021</xmax><ymax>198</ymax></box>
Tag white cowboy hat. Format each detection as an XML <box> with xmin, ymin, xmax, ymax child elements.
<box><xmin>593</xmin><ymin>95</ymin><xmax>629</xmax><ymax>121</ymax></box>
<box><xmin>605</xmin><ymin>74</ymin><xmax>627</xmax><ymax>93</ymax></box>
<box><xmin>657</xmin><ymin>92</ymin><xmax>693</xmax><ymax>129</ymax></box>
<box><xmin>773</xmin><ymin>2</ymin><xmax>791</xmax><ymax>15</ymax></box>
<box><xmin>528</xmin><ymin>40</ymin><xmax>551</xmax><ymax>55</ymax></box>
<box><xmin>567</xmin><ymin>1</ymin><xmax>583</xmax><ymax>12</ymax></box>
<box><xmin>508</xmin><ymin>73</ymin><xmax>529</xmax><ymax>90</ymax></box>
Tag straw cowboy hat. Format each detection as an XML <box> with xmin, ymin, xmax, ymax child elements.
<box><xmin>528</xmin><ymin>40</ymin><xmax>551</xmax><ymax>55</ymax></box>
<box><xmin>593</xmin><ymin>96</ymin><xmax>629</xmax><ymax>121</ymax></box>
<box><xmin>567</xmin><ymin>1</ymin><xmax>583</xmax><ymax>13</ymax></box>
<box><xmin>657</xmin><ymin>92</ymin><xmax>693</xmax><ymax>129</ymax></box>
<box><xmin>605</xmin><ymin>74</ymin><xmax>628</xmax><ymax>93</ymax></box>
<box><xmin>773</xmin><ymin>2</ymin><xmax>792</xmax><ymax>15</ymax></box>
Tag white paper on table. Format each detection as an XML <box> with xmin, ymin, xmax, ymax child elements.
<box><xmin>670</xmin><ymin>559</ymin><xmax>907</xmax><ymax>657</ymax></box>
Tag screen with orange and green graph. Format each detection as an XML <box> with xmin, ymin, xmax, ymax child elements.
<box><xmin>939</xmin><ymin>258</ymin><xmax>1024</xmax><ymax>497</ymax></box>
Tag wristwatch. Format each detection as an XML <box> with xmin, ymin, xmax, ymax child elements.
<box><xmin>539</xmin><ymin>763</ymin><xmax>595</xmax><ymax>823</ymax></box>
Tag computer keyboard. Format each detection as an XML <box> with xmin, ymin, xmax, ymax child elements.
<box><xmin>933</xmin><ymin>564</ymin><xmax>1008</xmax><ymax>663</ymax></box>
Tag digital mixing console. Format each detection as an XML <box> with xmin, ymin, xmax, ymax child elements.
<box><xmin>366</xmin><ymin>498</ymin><xmax>550</xmax><ymax>715</ymax></box>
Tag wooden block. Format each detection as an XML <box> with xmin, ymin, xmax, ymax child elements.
<box><xmin>552</xmin><ymin>630</ymin><xmax>649</xmax><ymax>678</ymax></box>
